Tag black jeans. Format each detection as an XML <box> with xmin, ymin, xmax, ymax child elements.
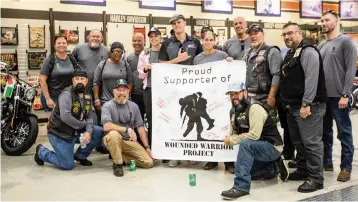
<box><xmin>131</xmin><ymin>93</ymin><xmax>146</xmax><ymax>119</ymax></box>
<box><xmin>278</xmin><ymin>103</ymin><xmax>295</xmax><ymax>158</ymax></box>
<box><xmin>286</xmin><ymin>103</ymin><xmax>326</xmax><ymax>184</ymax></box>
<box><xmin>143</xmin><ymin>87</ymin><xmax>152</xmax><ymax>146</ymax></box>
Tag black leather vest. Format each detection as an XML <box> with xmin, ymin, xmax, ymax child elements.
<box><xmin>280</xmin><ymin>43</ymin><xmax>327</xmax><ymax>106</ymax></box>
<box><xmin>48</xmin><ymin>86</ymin><xmax>92</xmax><ymax>142</ymax></box>
<box><xmin>235</xmin><ymin>100</ymin><xmax>283</xmax><ymax>146</ymax></box>
<box><xmin>244</xmin><ymin>44</ymin><xmax>280</xmax><ymax>99</ymax></box>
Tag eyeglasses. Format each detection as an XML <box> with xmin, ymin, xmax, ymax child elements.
<box><xmin>281</xmin><ymin>31</ymin><xmax>298</xmax><ymax>37</ymax></box>
<box><xmin>111</xmin><ymin>50</ymin><xmax>123</xmax><ymax>55</ymax></box>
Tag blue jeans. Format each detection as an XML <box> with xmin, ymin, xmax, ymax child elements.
<box><xmin>323</xmin><ymin>97</ymin><xmax>354</xmax><ymax>171</ymax></box>
<box><xmin>234</xmin><ymin>139</ymin><xmax>281</xmax><ymax>192</ymax></box>
<box><xmin>39</xmin><ymin>125</ymin><xmax>104</xmax><ymax>170</ymax></box>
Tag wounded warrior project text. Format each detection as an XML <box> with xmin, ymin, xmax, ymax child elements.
<box><xmin>164</xmin><ymin>67</ymin><xmax>232</xmax><ymax>85</ymax></box>
<box><xmin>165</xmin><ymin>142</ymin><xmax>234</xmax><ymax>157</ymax></box>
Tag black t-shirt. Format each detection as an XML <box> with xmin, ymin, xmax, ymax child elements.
<box><xmin>158</xmin><ymin>34</ymin><xmax>203</xmax><ymax>65</ymax></box>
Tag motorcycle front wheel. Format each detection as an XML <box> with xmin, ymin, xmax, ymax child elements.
<box><xmin>1</xmin><ymin>116</ymin><xmax>39</xmax><ymax>156</ymax></box>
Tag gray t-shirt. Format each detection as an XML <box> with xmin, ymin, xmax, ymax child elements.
<box><xmin>147</xmin><ymin>50</ymin><xmax>160</xmax><ymax>88</ymax></box>
<box><xmin>58</xmin><ymin>90</ymin><xmax>94</xmax><ymax>133</ymax></box>
<box><xmin>193</xmin><ymin>50</ymin><xmax>229</xmax><ymax>65</ymax></box>
<box><xmin>300</xmin><ymin>47</ymin><xmax>320</xmax><ymax>104</ymax></box>
<box><xmin>223</xmin><ymin>36</ymin><xmax>251</xmax><ymax>60</ymax></box>
<box><xmin>40</xmin><ymin>55</ymin><xmax>74</xmax><ymax>99</ymax></box>
<box><xmin>71</xmin><ymin>44</ymin><xmax>109</xmax><ymax>90</ymax></box>
<box><xmin>318</xmin><ymin>34</ymin><xmax>357</xmax><ymax>97</ymax></box>
<box><xmin>101</xmin><ymin>100</ymin><xmax>143</xmax><ymax>140</ymax></box>
<box><xmin>127</xmin><ymin>53</ymin><xmax>143</xmax><ymax>95</ymax></box>
<box><xmin>93</xmin><ymin>60</ymin><xmax>133</xmax><ymax>103</ymax></box>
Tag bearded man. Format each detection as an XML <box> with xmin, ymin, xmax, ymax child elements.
<box><xmin>101</xmin><ymin>79</ymin><xmax>153</xmax><ymax>177</ymax></box>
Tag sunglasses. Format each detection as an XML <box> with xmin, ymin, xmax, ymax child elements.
<box><xmin>201</xmin><ymin>26</ymin><xmax>214</xmax><ymax>33</ymax></box>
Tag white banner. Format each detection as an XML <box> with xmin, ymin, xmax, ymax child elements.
<box><xmin>152</xmin><ymin>60</ymin><xmax>246</xmax><ymax>162</ymax></box>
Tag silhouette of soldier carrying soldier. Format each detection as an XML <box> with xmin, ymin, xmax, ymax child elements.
<box><xmin>179</xmin><ymin>92</ymin><xmax>215</xmax><ymax>141</ymax></box>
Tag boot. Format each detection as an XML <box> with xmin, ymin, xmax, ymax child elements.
<box><xmin>324</xmin><ymin>164</ymin><xmax>334</xmax><ymax>171</ymax></box>
<box><xmin>112</xmin><ymin>163</ymin><xmax>124</xmax><ymax>177</ymax></box>
<box><xmin>298</xmin><ymin>179</ymin><xmax>323</xmax><ymax>193</ymax></box>
<box><xmin>74</xmin><ymin>155</ymin><xmax>93</xmax><ymax>166</ymax></box>
<box><xmin>204</xmin><ymin>162</ymin><xmax>218</xmax><ymax>170</ymax></box>
<box><xmin>337</xmin><ymin>169</ymin><xmax>351</xmax><ymax>182</ymax></box>
<box><xmin>34</xmin><ymin>144</ymin><xmax>44</xmax><ymax>166</ymax></box>
<box><xmin>225</xmin><ymin>165</ymin><xmax>235</xmax><ymax>174</ymax></box>
<box><xmin>221</xmin><ymin>188</ymin><xmax>249</xmax><ymax>200</ymax></box>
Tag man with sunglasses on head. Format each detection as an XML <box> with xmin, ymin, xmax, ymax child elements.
<box><xmin>101</xmin><ymin>79</ymin><xmax>153</xmax><ymax>177</ymax></box>
<box><xmin>159</xmin><ymin>14</ymin><xmax>203</xmax><ymax>168</ymax></box>
<box><xmin>222</xmin><ymin>17</ymin><xmax>250</xmax><ymax>60</ymax></box>
<box><xmin>280</xmin><ymin>22</ymin><xmax>327</xmax><ymax>193</ymax></box>
<box><xmin>318</xmin><ymin>10</ymin><xmax>357</xmax><ymax>182</ymax></box>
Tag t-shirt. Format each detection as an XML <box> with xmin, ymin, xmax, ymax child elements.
<box><xmin>101</xmin><ymin>100</ymin><xmax>143</xmax><ymax>140</ymax></box>
<box><xmin>40</xmin><ymin>55</ymin><xmax>74</xmax><ymax>99</ymax></box>
<box><xmin>158</xmin><ymin>34</ymin><xmax>203</xmax><ymax>65</ymax></box>
<box><xmin>93</xmin><ymin>60</ymin><xmax>133</xmax><ymax>103</ymax></box>
<box><xmin>147</xmin><ymin>50</ymin><xmax>160</xmax><ymax>87</ymax></box>
<box><xmin>127</xmin><ymin>53</ymin><xmax>143</xmax><ymax>95</ymax></box>
<box><xmin>318</xmin><ymin>34</ymin><xmax>357</xmax><ymax>97</ymax></box>
<box><xmin>222</xmin><ymin>36</ymin><xmax>251</xmax><ymax>60</ymax></box>
<box><xmin>193</xmin><ymin>50</ymin><xmax>229</xmax><ymax>65</ymax></box>
<box><xmin>71</xmin><ymin>44</ymin><xmax>109</xmax><ymax>90</ymax></box>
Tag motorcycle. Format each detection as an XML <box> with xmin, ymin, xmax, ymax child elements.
<box><xmin>1</xmin><ymin>61</ymin><xmax>39</xmax><ymax>155</ymax></box>
<box><xmin>352</xmin><ymin>77</ymin><xmax>358</xmax><ymax>110</ymax></box>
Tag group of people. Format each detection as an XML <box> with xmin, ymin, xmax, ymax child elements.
<box><xmin>34</xmin><ymin>11</ymin><xmax>357</xmax><ymax>200</ymax></box>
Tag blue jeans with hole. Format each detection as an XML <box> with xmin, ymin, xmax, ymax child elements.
<box><xmin>233</xmin><ymin>139</ymin><xmax>281</xmax><ymax>192</ymax></box>
<box><xmin>39</xmin><ymin>126</ymin><xmax>103</xmax><ymax>170</ymax></box>
<box><xmin>323</xmin><ymin>97</ymin><xmax>354</xmax><ymax>171</ymax></box>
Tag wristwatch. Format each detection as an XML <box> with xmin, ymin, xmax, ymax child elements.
<box><xmin>125</xmin><ymin>127</ymin><xmax>131</xmax><ymax>133</ymax></box>
<box><xmin>343</xmin><ymin>93</ymin><xmax>349</xmax><ymax>98</ymax></box>
<box><xmin>302</xmin><ymin>102</ymin><xmax>310</xmax><ymax>108</ymax></box>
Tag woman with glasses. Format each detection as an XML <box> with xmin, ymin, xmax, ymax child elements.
<box><xmin>93</xmin><ymin>42</ymin><xmax>133</xmax><ymax>114</ymax></box>
<box><xmin>193</xmin><ymin>31</ymin><xmax>234</xmax><ymax>172</ymax></box>
<box><xmin>40</xmin><ymin>35</ymin><xmax>77</xmax><ymax>118</ymax></box>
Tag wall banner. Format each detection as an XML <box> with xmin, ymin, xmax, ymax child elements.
<box><xmin>152</xmin><ymin>60</ymin><xmax>246</xmax><ymax>162</ymax></box>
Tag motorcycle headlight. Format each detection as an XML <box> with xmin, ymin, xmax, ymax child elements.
<box><xmin>25</xmin><ymin>89</ymin><xmax>36</xmax><ymax>100</ymax></box>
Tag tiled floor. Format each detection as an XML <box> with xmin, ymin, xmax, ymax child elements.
<box><xmin>1</xmin><ymin>110</ymin><xmax>358</xmax><ymax>201</ymax></box>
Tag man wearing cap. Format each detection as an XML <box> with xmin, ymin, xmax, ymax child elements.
<box><xmin>280</xmin><ymin>22</ymin><xmax>327</xmax><ymax>192</ymax></box>
<box><xmin>222</xmin><ymin>17</ymin><xmax>251</xmax><ymax>60</ymax></box>
<box><xmin>159</xmin><ymin>14</ymin><xmax>203</xmax><ymax>167</ymax></box>
<box><xmin>72</xmin><ymin>29</ymin><xmax>109</xmax><ymax>97</ymax></box>
<box><xmin>244</xmin><ymin>24</ymin><xmax>282</xmax><ymax>111</ymax></box>
<box><xmin>137</xmin><ymin>27</ymin><xmax>162</xmax><ymax>146</ymax></box>
<box><xmin>34</xmin><ymin>69</ymin><xmax>103</xmax><ymax>170</ymax></box>
<box><xmin>159</xmin><ymin>14</ymin><xmax>203</xmax><ymax>65</ymax></box>
<box><xmin>221</xmin><ymin>82</ymin><xmax>288</xmax><ymax>200</ymax></box>
<box><xmin>101</xmin><ymin>79</ymin><xmax>153</xmax><ymax>177</ymax></box>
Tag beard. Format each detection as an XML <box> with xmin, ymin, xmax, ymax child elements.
<box><xmin>285</xmin><ymin>40</ymin><xmax>293</xmax><ymax>48</ymax></box>
<box><xmin>89</xmin><ymin>41</ymin><xmax>100</xmax><ymax>49</ymax></box>
<box><xmin>115</xmin><ymin>95</ymin><xmax>128</xmax><ymax>105</ymax></box>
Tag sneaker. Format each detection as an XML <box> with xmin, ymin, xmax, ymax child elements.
<box><xmin>337</xmin><ymin>169</ymin><xmax>351</xmax><ymax>182</ymax></box>
<box><xmin>190</xmin><ymin>161</ymin><xmax>199</xmax><ymax>165</ymax></box>
<box><xmin>221</xmin><ymin>187</ymin><xmax>249</xmax><ymax>200</ymax></box>
<box><xmin>288</xmin><ymin>160</ymin><xmax>297</xmax><ymax>168</ymax></box>
<box><xmin>169</xmin><ymin>160</ymin><xmax>181</xmax><ymax>167</ymax></box>
<box><xmin>324</xmin><ymin>164</ymin><xmax>334</xmax><ymax>171</ymax></box>
<box><xmin>288</xmin><ymin>170</ymin><xmax>308</xmax><ymax>181</ymax></box>
<box><xmin>112</xmin><ymin>163</ymin><xmax>124</xmax><ymax>177</ymax></box>
<box><xmin>297</xmin><ymin>179</ymin><xmax>323</xmax><ymax>193</ymax></box>
<box><xmin>34</xmin><ymin>144</ymin><xmax>44</xmax><ymax>166</ymax></box>
<box><xmin>277</xmin><ymin>156</ymin><xmax>289</xmax><ymax>182</ymax></box>
<box><xmin>225</xmin><ymin>165</ymin><xmax>235</xmax><ymax>174</ymax></box>
<box><xmin>204</xmin><ymin>162</ymin><xmax>218</xmax><ymax>170</ymax></box>
<box><xmin>74</xmin><ymin>155</ymin><xmax>93</xmax><ymax>166</ymax></box>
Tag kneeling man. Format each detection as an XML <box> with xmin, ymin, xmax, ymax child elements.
<box><xmin>35</xmin><ymin>69</ymin><xmax>103</xmax><ymax>170</ymax></box>
<box><xmin>102</xmin><ymin>79</ymin><xmax>153</xmax><ymax>177</ymax></box>
<box><xmin>221</xmin><ymin>82</ymin><xmax>288</xmax><ymax>200</ymax></box>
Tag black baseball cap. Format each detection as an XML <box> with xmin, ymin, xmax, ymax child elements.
<box><xmin>73</xmin><ymin>68</ymin><xmax>88</xmax><ymax>78</ymax></box>
<box><xmin>114</xmin><ymin>79</ymin><xmax>129</xmax><ymax>89</ymax></box>
<box><xmin>148</xmin><ymin>27</ymin><xmax>161</xmax><ymax>37</ymax></box>
<box><xmin>110</xmin><ymin>41</ymin><xmax>124</xmax><ymax>51</ymax></box>
<box><xmin>246</xmin><ymin>24</ymin><xmax>264</xmax><ymax>34</ymax></box>
<box><xmin>169</xmin><ymin>14</ymin><xmax>185</xmax><ymax>24</ymax></box>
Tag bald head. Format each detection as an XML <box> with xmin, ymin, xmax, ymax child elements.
<box><xmin>132</xmin><ymin>32</ymin><xmax>145</xmax><ymax>54</ymax></box>
<box><xmin>87</xmin><ymin>29</ymin><xmax>103</xmax><ymax>49</ymax></box>
<box><xmin>233</xmin><ymin>16</ymin><xmax>247</xmax><ymax>36</ymax></box>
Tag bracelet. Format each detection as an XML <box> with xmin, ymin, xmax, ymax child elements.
<box><xmin>94</xmin><ymin>99</ymin><xmax>101</xmax><ymax>103</ymax></box>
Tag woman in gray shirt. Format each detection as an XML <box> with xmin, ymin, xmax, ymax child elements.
<box><xmin>93</xmin><ymin>42</ymin><xmax>133</xmax><ymax>112</ymax></box>
<box><xmin>193</xmin><ymin>31</ymin><xmax>234</xmax><ymax>172</ymax></box>
<box><xmin>40</xmin><ymin>35</ymin><xmax>76</xmax><ymax>118</ymax></box>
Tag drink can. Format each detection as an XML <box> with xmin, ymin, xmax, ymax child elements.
<box><xmin>189</xmin><ymin>173</ymin><xmax>196</xmax><ymax>186</ymax></box>
<box><xmin>130</xmin><ymin>160</ymin><xmax>136</xmax><ymax>171</ymax></box>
